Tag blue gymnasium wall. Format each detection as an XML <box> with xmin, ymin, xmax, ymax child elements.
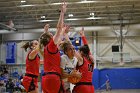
<box><xmin>92</xmin><ymin>68</ymin><xmax>140</xmax><ymax>89</ymax></box>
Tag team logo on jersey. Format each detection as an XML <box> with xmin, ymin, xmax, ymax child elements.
<box><xmin>64</xmin><ymin>67</ymin><xmax>74</xmax><ymax>74</ymax></box>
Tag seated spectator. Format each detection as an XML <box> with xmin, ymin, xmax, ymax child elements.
<box><xmin>6</xmin><ymin>78</ymin><xmax>15</xmax><ymax>93</ymax></box>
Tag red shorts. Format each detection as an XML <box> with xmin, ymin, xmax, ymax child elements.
<box><xmin>73</xmin><ymin>85</ymin><xmax>94</xmax><ymax>93</ymax></box>
<box><xmin>22</xmin><ymin>76</ymin><xmax>38</xmax><ymax>92</ymax></box>
<box><xmin>42</xmin><ymin>74</ymin><xmax>65</xmax><ymax>93</ymax></box>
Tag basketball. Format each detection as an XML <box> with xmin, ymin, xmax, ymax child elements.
<box><xmin>68</xmin><ymin>70</ymin><xmax>82</xmax><ymax>84</ymax></box>
<box><xmin>68</xmin><ymin>75</ymin><xmax>81</xmax><ymax>84</ymax></box>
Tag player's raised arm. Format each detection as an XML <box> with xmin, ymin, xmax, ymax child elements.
<box><xmin>53</xmin><ymin>2</ymin><xmax>67</xmax><ymax>45</ymax></box>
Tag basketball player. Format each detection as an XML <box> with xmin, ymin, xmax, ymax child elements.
<box><xmin>40</xmin><ymin>2</ymin><xmax>67</xmax><ymax>93</ymax></box>
<box><xmin>60</xmin><ymin>25</ymin><xmax>82</xmax><ymax>93</ymax></box>
<box><xmin>21</xmin><ymin>40</ymin><xmax>40</xmax><ymax>93</ymax></box>
<box><xmin>60</xmin><ymin>41</ymin><xmax>79</xmax><ymax>93</ymax></box>
<box><xmin>73</xmin><ymin>27</ymin><xmax>95</xmax><ymax>93</ymax></box>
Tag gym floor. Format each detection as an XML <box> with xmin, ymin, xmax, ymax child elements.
<box><xmin>95</xmin><ymin>89</ymin><xmax>140</xmax><ymax>93</ymax></box>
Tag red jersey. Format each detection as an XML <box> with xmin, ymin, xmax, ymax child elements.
<box><xmin>77</xmin><ymin>57</ymin><xmax>93</xmax><ymax>82</ymax></box>
<box><xmin>26</xmin><ymin>51</ymin><xmax>40</xmax><ymax>76</ymax></box>
<box><xmin>44</xmin><ymin>38</ymin><xmax>61</xmax><ymax>74</ymax></box>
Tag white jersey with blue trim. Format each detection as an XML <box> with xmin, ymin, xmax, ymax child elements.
<box><xmin>60</xmin><ymin>54</ymin><xmax>78</xmax><ymax>74</ymax></box>
<box><xmin>60</xmin><ymin>54</ymin><xmax>78</xmax><ymax>92</ymax></box>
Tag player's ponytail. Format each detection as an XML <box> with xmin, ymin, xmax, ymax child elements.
<box><xmin>40</xmin><ymin>32</ymin><xmax>52</xmax><ymax>47</ymax></box>
<box><xmin>21</xmin><ymin>41</ymin><xmax>33</xmax><ymax>52</ymax></box>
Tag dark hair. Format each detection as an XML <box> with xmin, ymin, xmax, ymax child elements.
<box><xmin>79</xmin><ymin>45</ymin><xmax>92</xmax><ymax>61</ymax></box>
<box><xmin>79</xmin><ymin>45</ymin><xmax>90</xmax><ymax>55</ymax></box>
<box><xmin>40</xmin><ymin>32</ymin><xmax>52</xmax><ymax>46</ymax></box>
<box><xmin>60</xmin><ymin>41</ymin><xmax>72</xmax><ymax>54</ymax></box>
<box><xmin>21</xmin><ymin>41</ymin><xmax>33</xmax><ymax>51</ymax></box>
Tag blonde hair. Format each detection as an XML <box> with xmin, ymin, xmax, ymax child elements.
<box><xmin>60</xmin><ymin>41</ymin><xmax>72</xmax><ymax>54</ymax></box>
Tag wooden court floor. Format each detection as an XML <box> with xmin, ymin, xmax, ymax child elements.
<box><xmin>95</xmin><ymin>89</ymin><xmax>140</xmax><ymax>93</ymax></box>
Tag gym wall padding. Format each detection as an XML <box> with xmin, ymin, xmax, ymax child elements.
<box><xmin>92</xmin><ymin>69</ymin><xmax>100</xmax><ymax>89</ymax></box>
<box><xmin>92</xmin><ymin>68</ymin><xmax>140</xmax><ymax>89</ymax></box>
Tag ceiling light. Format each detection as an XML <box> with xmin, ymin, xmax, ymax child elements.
<box><xmin>41</xmin><ymin>16</ymin><xmax>46</xmax><ymax>19</ymax></box>
<box><xmin>21</xmin><ymin>0</ymin><xmax>26</xmax><ymax>3</ymax></box>
<box><xmin>90</xmin><ymin>13</ymin><xmax>94</xmax><ymax>16</ymax></box>
<box><xmin>17</xmin><ymin>4</ymin><xmax>35</xmax><ymax>7</ymax></box>
<box><xmin>77</xmin><ymin>0</ymin><xmax>96</xmax><ymax>4</ymax></box>
<box><xmin>38</xmin><ymin>20</ymin><xmax>55</xmax><ymax>22</ymax></box>
<box><xmin>50</xmin><ymin>2</ymin><xmax>63</xmax><ymax>5</ymax></box>
<box><xmin>66</xmin><ymin>18</ymin><xmax>79</xmax><ymax>21</ymax></box>
<box><xmin>68</xmin><ymin>14</ymin><xmax>73</xmax><ymax>17</ymax></box>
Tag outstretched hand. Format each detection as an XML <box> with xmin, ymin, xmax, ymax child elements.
<box><xmin>79</xmin><ymin>27</ymin><xmax>85</xmax><ymax>36</ymax></box>
<box><xmin>61</xmin><ymin>1</ymin><xmax>67</xmax><ymax>13</ymax></box>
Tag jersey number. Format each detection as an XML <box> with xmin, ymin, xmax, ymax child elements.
<box><xmin>88</xmin><ymin>64</ymin><xmax>93</xmax><ymax>72</ymax></box>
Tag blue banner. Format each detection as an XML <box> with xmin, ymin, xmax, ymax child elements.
<box><xmin>6</xmin><ymin>42</ymin><xmax>16</xmax><ymax>64</ymax></box>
